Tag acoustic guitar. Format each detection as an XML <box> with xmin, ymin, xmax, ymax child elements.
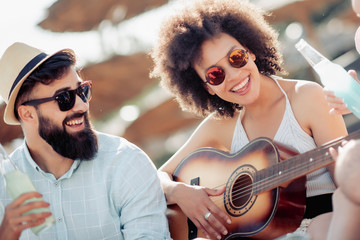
<box><xmin>167</xmin><ymin>130</ymin><xmax>360</xmax><ymax>240</ymax></box>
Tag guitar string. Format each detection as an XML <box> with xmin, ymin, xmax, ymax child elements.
<box><xmin>202</xmin><ymin>145</ymin><xmax>325</xmax><ymax>192</ymax></box>
<box><xmin>193</xmin><ymin>131</ymin><xmax>360</xmax><ymax>195</ymax></box>
<box><xmin>214</xmin><ymin>160</ymin><xmax>314</xmax><ymax>205</ymax></box>
<box><xmin>228</xmin><ymin>139</ymin><xmax>343</xmax><ymax>202</ymax></box>
<box><xmin>211</xmin><ymin>155</ymin><xmax>328</xmax><ymax>206</ymax></box>
<box><xmin>185</xmin><ymin>131</ymin><xmax>359</xmax><ymax>208</ymax></box>
<box><xmin>209</xmin><ymin>145</ymin><xmax>336</xmax><ymax>206</ymax></box>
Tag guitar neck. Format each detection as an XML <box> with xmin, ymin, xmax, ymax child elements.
<box><xmin>254</xmin><ymin>130</ymin><xmax>360</xmax><ymax>193</ymax></box>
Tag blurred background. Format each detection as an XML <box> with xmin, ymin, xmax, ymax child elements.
<box><xmin>1</xmin><ymin>0</ymin><xmax>360</xmax><ymax>168</ymax></box>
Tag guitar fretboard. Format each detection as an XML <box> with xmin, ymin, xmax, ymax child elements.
<box><xmin>253</xmin><ymin>130</ymin><xmax>360</xmax><ymax>193</ymax></box>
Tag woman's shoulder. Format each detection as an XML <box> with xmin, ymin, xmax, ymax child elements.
<box><xmin>160</xmin><ymin>112</ymin><xmax>240</xmax><ymax>172</ymax></box>
<box><xmin>202</xmin><ymin>111</ymin><xmax>239</xmax><ymax>126</ymax></box>
<box><xmin>189</xmin><ymin>112</ymin><xmax>240</xmax><ymax>150</ymax></box>
<box><xmin>276</xmin><ymin>76</ymin><xmax>321</xmax><ymax>88</ymax></box>
<box><xmin>276</xmin><ymin>77</ymin><xmax>324</xmax><ymax>100</ymax></box>
<box><xmin>276</xmin><ymin>77</ymin><xmax>329</xmax><ymax>120</ymax></box>
<box><xmin>202</xmin><ymin>112</ymin><xmax>240</xmax><ymax>135</ymax></box>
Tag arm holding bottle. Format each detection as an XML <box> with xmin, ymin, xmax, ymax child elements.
<box><xmin>0</xmin><ymin>192</ymin><xmax>52</xmax><ymax>240</ymax></box>
<box><xmin>323</xmin><ymin>70</ymin><xmax>360</xmax><ymax>115</ymax></box>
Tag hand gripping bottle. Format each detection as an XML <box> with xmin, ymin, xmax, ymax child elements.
<box><xmin>295</xmin><ymin>38</ymin><xmax>360</xmax><ymax>118</ymax></box>
<box><xmin>0</xmin><ymin>144</ymin><xmax>55</xmax><ymax>235</ymax></box>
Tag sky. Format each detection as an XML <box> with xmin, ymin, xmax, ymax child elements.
<box><xmin>0</xmin><ymin>0</ymin><xmax>170</xmax><ymax>103</ymax></box>
<box><xmin>0</xmin><ymin>0</ymin><xmax>169</xmax><ymax>60</ymax></box>
<box><xmin>0</xmin><ymin>0</ymin><xmax>97</xmax><ymax>59</ymax></box>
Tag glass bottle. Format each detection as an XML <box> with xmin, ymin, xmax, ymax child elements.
<box><xmin>295</xmin><ymin>38</ymin><xmax>360</xmax><ymax>118</ymax></box>
<box><xmin>0</xmin><ymin>144</ymin><xmax>55</xmax><ymax>235</ymax></box>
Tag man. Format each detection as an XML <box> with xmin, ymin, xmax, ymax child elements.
<box><xmin>0</xmin><ymin>42</ymin><xmax>171</xmax><ymax>240</ymax></box>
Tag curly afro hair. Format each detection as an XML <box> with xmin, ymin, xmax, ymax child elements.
<box><xmin>151</xmin><ymin>0</ymin><xmax>286</xmax><ymax>118</ymax></box>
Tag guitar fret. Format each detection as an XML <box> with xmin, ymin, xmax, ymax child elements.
<box><xmin>254</xmin><ymin>141</ymin><xmax>340</xmax><ymax>192</ymax></box>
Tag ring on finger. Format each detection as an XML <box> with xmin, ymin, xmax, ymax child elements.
<box><xmin>204</xmin><ymin>211</ymin><xmax>211</xmax><ymax>220</ymax></box>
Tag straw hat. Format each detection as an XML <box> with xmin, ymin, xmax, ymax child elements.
<box><xmin>0</xmin><ymin>42</ymin><xmax>73</xmax><ymax>125</ymax></box>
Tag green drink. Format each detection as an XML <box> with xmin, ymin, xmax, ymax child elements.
<box><xmin>295</xmin><ymin>39</ymin><xmax>360</xmax><ymax>118</ymax></box>
<box><xmin>0</xmin><ymin>145</ymin><xmax>55</xmax><ymax>235</ymax></box>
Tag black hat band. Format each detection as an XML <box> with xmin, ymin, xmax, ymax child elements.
<box><xmin>8</xmin><ymin>52</ymin><xmax>47</xmax><ymax>100</ymax></box>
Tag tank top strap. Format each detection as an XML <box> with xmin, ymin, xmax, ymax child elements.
<box><xmin>272</xmin><ymin>76</ymin><xmax>291</xmax><ymax>106</ymax></box>
<box><xmin>230</xmin><ymin>109</ymin><xmax>250</xmax><ymax>153</ymax></box>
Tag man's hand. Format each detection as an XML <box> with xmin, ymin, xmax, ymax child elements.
<box><xmin>323</xmin><ymin>70</ymin><xmax>360</xmax><ymax>115</ymax></box>
<box><xmin>0</xmin><ymin>192</ymin><xmax>52</xmax><ymax>240</ymax></box>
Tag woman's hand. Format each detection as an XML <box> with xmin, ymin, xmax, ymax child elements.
<box><xmin>323</xmin><ymin>70</ymin><xmax>360</xmax><ymax>115</ymax></box>
<box><xmin>0</xmin><ymin>192</ymin><xmax>52</xmax><ymax>240</ymax></box>
<box><xmin>172</xmin><ymin>183</ymin><xmax>231</xmax><ymax>239</ymax></box>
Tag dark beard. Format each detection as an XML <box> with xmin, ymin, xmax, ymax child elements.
<box><xmin>38</xmin><ymin>111</ymin><xmax>98</xmax><ymax>160</ymax></box>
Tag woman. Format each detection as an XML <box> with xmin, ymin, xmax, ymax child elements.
<box><xmin>151</xmin><ymin>0</ymin><xmax>347</xmax><ymax>239</ymax></box>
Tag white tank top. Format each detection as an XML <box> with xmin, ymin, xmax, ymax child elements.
<box><xmin>230</xmin><ymin>76</ymin><xmax>336</xmax><ymax>197</ymax></box>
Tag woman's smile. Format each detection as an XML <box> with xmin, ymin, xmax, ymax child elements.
<box><xmin>230</xmin><ymin>76</ymin><xmax>251</xmax><ymax>95</ymax></box>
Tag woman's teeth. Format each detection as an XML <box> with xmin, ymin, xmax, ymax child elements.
<box><xmin>231</xmin><ymin>77</ymin><xmax>249</xmax><ymax>92</ymax></box>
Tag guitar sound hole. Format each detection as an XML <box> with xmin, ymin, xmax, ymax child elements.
<box><xmin>231</xmin><ymin>174</ymin><xmax>253</xmax><ymax>208</ymax></box>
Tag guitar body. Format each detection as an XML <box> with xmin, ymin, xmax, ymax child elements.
<box><xmin>169</xmin><ymin>138</ymin><xmax>306</xmax><ymax>240</ymax></box>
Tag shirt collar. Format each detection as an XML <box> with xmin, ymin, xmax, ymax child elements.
<box><xmin>22</xmin><ymin>140</ymin><xmax>82</xmax><ymax>180</ymax></box>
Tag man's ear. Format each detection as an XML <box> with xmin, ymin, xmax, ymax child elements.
<box><xmin>17</xmin><ymin>105</ymin><xmax>36</xmax><ymax>123</ymax></box>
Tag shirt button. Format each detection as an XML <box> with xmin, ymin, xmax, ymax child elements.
<box><xmin>57</xmin><ymin>217</ymin><xmax>63</xmax><ymax>223</ymax></box>
<box><xmin>54</xmin><ymin>182</ymin><xmax>58</xmax><ymax>187</ymax></box>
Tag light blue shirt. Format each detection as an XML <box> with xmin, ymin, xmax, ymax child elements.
<box><xmin>0</xmin><ymin>132</ymin><xmax>172</xmax><ymax>240</ymax></box>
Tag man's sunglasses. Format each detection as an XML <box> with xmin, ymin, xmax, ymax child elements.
<box><xmin>22</xmin><ymin>81</ymin><xmax>92</xmax><ymax>111</ymax></box>
<box><xmin>205</xmin><ymin>49</ymin><xmax>249</xmax><ymax>86</ymax></box>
